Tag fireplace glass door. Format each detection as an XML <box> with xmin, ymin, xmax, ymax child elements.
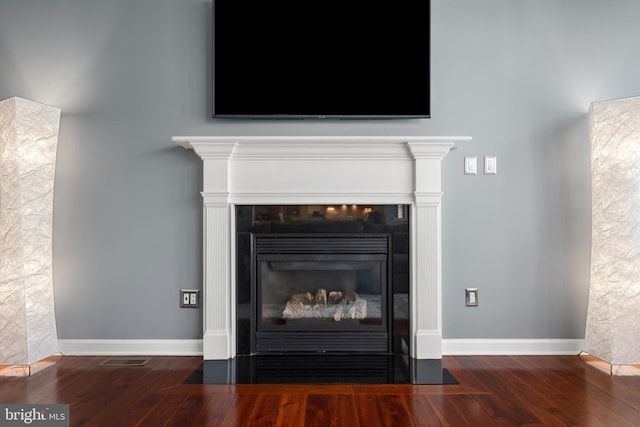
<box><xmin>253</xmin><ymin>234</ymin><xmax>392</xmax><ymax>353</ymax></box>
<box><xmin>258</xmin><ymin>255</ymin><xmax>386</xmax><ymax>327</ymax></box>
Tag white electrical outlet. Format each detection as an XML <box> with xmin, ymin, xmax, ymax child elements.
<box><xmin>466</xmin><ymin>288</ymin><xmax>478</xmax><ymax>307</ymax></box>
<box><xmin>180</xmin><ymin>289</ymin><xmax>200</xmax><ymax>308</ymax></box>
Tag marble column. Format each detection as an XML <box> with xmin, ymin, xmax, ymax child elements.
<box><xmin>0</xmin><ymin>97</ymin><xmax>61</xmax><ymax>367</ymax></box>
<box><xmin>585</xmin><ymin>96</ymin><xmax>640</xmax><ymax>367</ymax></box>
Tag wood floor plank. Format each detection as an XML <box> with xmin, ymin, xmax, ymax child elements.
<box><xmin>355</xmin><ymin>394</ymin><xmax>385</xmax><ymax>427</ymax></box>
<box><xmin>303</xmin><ymin>394</ymin><xmax>334</xmax><ymax>427</ymax></box>
<box><xmin>304</xmin><ymin>394</ymin><xmax>360</xmax><ymax>427</ymax></box>
<box><xmin>478</xmin><ymin>356</ymin><xmax>584</xmax><ymax>426</ymax></box>
<box><xmin>133</xmin><ymin>393</ymin><xmax>183</xmax><ymax>427</ymax></box>
<box><xmin>274</xmin><ymin>393</ymin><xmax>306</xmax><ymax>427</ymax></box>
<box><xmin>440</xmin><ymin>356</ymin><xmax>492</xmax><ymax>395</ymax></box>
<box><xmin>220</xmin><ymin>394</ymin><xmax>258</xmax><ymax>427</ymax></box>
<box><xmin>450</xmin><ymin>357</ymin><xmax>547</xmax><ymax>426</ymax></box>
<box><xmin>507</xmin><ymin>356</ymin><xmax>618</xmax><ymax>426</ymax></box>
<box><xmin>613</xmin><ymin>376</ymin><xmax>640</xmax><ymax>408</ymax></box>
<box><xmin>425</xmin><ymin>394</ymin><xmax>479</xmax><ymax>426</ymax></box>
<box><xmin>247</xmin><ymin>393</ymin><xmax>284</xmax><ymax>426</ymax></box>
<box><xmin>522</xmin><ymin>356</ymin><xmax>640</xmax><ymax>426</ymax></box>
<box><xmin>190</xmin><ymin>393</ymin><xmax>237</xmax><ymax>426</ymax></box>
<box><xmin>165</xmin><ymin>393</ymin><xmax>213</xmax><ymax>427</ymax></box>
<box><xmin>403</xmin><ymin>394</ymin><xmax>443</xmax><ymax>426</ymax></box>
<box><xmin>376</xmin><ymin>393</ymin><xmax>414</xmax><ymax>427</ymax></box>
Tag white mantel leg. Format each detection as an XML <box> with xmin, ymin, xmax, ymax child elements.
<box><xmin>195</xmin><ymin>142</ymin><xmax>236</xmax><ymax>360</ymax></box>
<box><xmin>202</xmin><ymin>194</ymin><xmax>232</xmax><ymax>359</ymax></box>
<box><xmin>412</xmin><ymin>194</ymin><xmax>443</xmax><ymax>358</ymax></box>
<box><xmin>408</xmin><ymin>141</ymin><xmax>453</xmax><ymax>359</ymax></box>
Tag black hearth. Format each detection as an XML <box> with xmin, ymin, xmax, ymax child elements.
<box><xmin>184</xmin><ymin>354</ymin><xmax>459</xmax><ymax>385</ymax></box>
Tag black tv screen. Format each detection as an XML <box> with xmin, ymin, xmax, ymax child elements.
<box><xmin>213</xmin><ymin>1</ymin><xmax>430</xmax><ymax>119</ymax></box>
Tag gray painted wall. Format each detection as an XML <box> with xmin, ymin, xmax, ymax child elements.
<box><xmin>1</xmin><ymin>0</ymin><xmax>638</xmax><ymax>340</ymax></box>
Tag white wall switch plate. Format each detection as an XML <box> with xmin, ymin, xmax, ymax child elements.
<box><xmin>464</xmin><ymin>157</ymin><xmax>477</xmax><ymax>175</ymax></box>
<box><xmin>484</xmin><ymin>156</ymin><xmax>497</xmax><ymax>175</ymax></box>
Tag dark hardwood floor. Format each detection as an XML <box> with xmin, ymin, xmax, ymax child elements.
<box><xmin>1</xmin><ymin>355</ymin><xmax>639</xmax><ymax>426</ymax></box>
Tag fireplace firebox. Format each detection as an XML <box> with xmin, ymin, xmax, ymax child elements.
<box><xmin>254</xmin><ymin>234</ymin><xmax>391</xmax><ymax>353</ymax></box>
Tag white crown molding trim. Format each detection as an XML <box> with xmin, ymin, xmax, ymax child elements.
<box><xmin>442</xmin><ymin>339</ymin><xmax>584</xmax><ymax>356</ymax></box>
<box><xmin>58</xmin><ymin>339</ymin><xmax>203</xmax><ymax>356</ymax></box>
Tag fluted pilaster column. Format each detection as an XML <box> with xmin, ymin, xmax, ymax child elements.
<box><xmin>193</xmin><ymin>142</ymin><xmax>236</xmax><ymax>359</ymax></box>
<box><xmin>408</xmin><ymin>141</ymin><xmax>455</xmax><ymax>359</ymax></box>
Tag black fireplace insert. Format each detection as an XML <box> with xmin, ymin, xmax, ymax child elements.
<box><xmin>253</xmin><ymin>234</ymin><xmax>392</xmax><ymax>353</ymax></box>
<box><xmin>235</xmin><ymin>205</ymin><xmax>410</xmax><ymax>356</ymax></box>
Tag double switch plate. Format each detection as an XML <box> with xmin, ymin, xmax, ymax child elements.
<box><xmin>465</xmin><ymin>156</ymin><xmax>497</xmax><ymax>175</ymax></box>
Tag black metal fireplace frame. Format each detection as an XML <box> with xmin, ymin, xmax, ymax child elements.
<box><xmin>250</xmin><ymin>233</ymin><xmax>393</xmax><ymax>354</ymax></box>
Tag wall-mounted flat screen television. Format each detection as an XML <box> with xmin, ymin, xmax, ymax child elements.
<box><xmin>213</xmin><ymin>1</ymin><xmax>430</xmax><ymax>119</ymax></box>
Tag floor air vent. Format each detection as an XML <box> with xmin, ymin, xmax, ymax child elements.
<box><xmin>98</xmin><ymin>359</ymin><xmax>150</xmax><ymax>367</ymax></box>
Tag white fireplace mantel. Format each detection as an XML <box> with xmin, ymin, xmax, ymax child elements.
<box><xmin>174</xmin><ymin>135</ymin><xmax>470</xmax><ymax>359</ymax></box>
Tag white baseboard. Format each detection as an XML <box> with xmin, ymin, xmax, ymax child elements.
<box><xmin>442</xmin><ymin>339</ymin><xmax>584</xmax><ymax>356</ymax></box>
<box><xmin>58</xmin><ymin>339</ymin><xmax>203</xmax><ymax>356</ymax></box>
<box><xmin>57</xmin><ymin>338</ymin><xmax>583</xmax><ymax>357</ymax></box>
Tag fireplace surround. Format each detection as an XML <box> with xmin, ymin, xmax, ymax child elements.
<box><xmin>174</xmin><ymin>136</ymin><xmax>470</xmax><ymax>360</ymax></box>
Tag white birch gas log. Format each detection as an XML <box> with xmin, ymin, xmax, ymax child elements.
<box><xmin>174</xmin><ymin>136</ymin><xmax>470</xmax><ymax>360</ymax></box>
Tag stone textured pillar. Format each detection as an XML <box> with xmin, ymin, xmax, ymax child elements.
<box><xmin>0</xmin><ymin>97</ymin><xmax>61</xmax><ymax>366</ymax></box>
<box><xmin>585</xmin><ymin>96</ymin><xmax>640</xmax><ymax>367</ymax></box>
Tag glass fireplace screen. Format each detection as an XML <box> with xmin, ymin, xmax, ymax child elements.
<box><xmin>257</xmin><ymin>255</ymin><xmax>387</xmax><ymax>330</ymax></box>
